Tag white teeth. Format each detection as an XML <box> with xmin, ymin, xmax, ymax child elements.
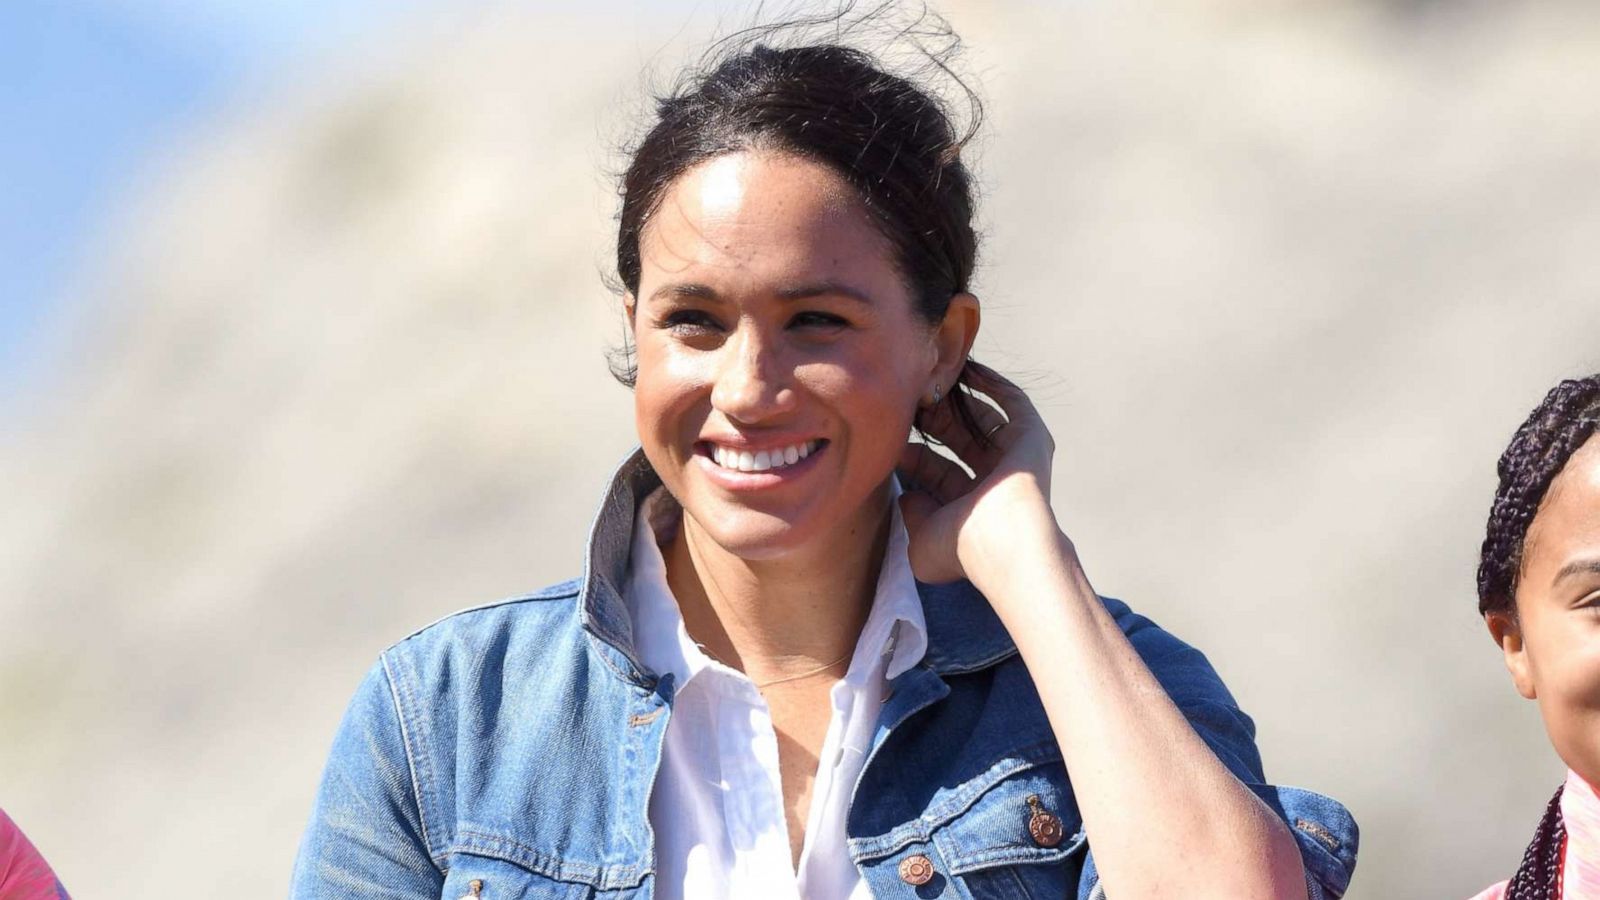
<box><xmin>709</xmin><ymin>440</ymin><xmax>820</xmax><ymax>472</ymax></box>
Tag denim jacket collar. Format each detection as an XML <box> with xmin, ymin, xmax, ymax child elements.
<box><xmin>578</xmin><ymin>448</ymin><xmax>1018</xmax><ymax>686</ymax></box>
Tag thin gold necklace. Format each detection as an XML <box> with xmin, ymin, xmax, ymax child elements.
<box><xmin>696</xmin><ymin>641</ymin><xmax>854</xmax><ymax>689</ymax></box>
<box><xmin>752</xmin><ymin>649</ymin><xmax>854</xmax><ymax>689</ymax></box>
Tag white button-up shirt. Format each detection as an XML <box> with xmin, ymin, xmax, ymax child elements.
<box><xmin>624</xmin><ymin>484</ymin><xmax>929</xmax><ymax>900</ymax></box>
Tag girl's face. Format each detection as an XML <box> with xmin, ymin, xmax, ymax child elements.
<box><xmin>628</xmin><ymin>150</ymin><xmax>974</xmax><ymax>561</ymax></box>
<box><xmin>1490</xmin><ymin>435</ymin><xmax>1600</xmax><ymax>784</ymax></box>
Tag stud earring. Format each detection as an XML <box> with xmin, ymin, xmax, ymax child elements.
<box><xmin>930</xmin><ymin>384</ymin><xmax>942</xmax><ymax>406</ymax></box>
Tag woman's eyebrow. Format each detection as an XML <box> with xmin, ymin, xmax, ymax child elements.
<box><xmin>647</xmin><ymin>282</ymin><xmax>720</xmax><ymax>304</ymax></box>
<box><xmin>777</xmin><ymin>281</ymin><xmax>875</xmax><ymax>305</ymax></box>
<box><xmin>647</xmin><ymin>281</ymin><xmax>876</xmax><ymax>306</ymax></box>
<box><xmin>1553</xmin><ymin>557</ymin><xmax>1600</xmax><ymax>586</ymax></box>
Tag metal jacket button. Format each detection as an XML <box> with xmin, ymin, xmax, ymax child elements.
<box><xmin>1027</xmin><ymin>794</ymin><xmax>1065</xmax><ymax>848</ymax></box>
<box><xmin>899</xmin><ymin>854</ymin><xmax>935</xmax><ymax>885</ymax></box>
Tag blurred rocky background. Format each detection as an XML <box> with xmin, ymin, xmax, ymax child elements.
<box><xmin>4</xmin><ymin>1</ymin><xmax>1600</xmax><ymax>896</ymax></box>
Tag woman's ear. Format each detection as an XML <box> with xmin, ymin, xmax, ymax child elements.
<box><xmin>931</xmin><ymin>292</ymin><xmax>980</xmax><ymax>388</ymax></box>
<box><xmin>624</xmin><ymin>294</ymin><xmax>638</xmax><ymax>329</ymax></box>
<box><xmin>1486</xmin><ymin>609</ymin><xmax>1537</xmax><ymax>700</ymax></box>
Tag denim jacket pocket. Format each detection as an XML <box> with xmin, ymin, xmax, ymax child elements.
<box><xmin>441</xmin><ymin>851</ymin><xmax>613</xmax><ymax>900</ymax></box>
<box><xmin>852</xmin><ymin>744</ymin><xmax>1088</xmax><ymax>900</ymax></box>
<box><xmin>935</xmin><ymin>752</ymin><xmax>1087</xmax><ymax>900</ymax></box>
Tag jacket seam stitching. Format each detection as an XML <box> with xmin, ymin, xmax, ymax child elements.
<box><xmin>1003</xmin><ymin>862</ymin><xmax>1034</xmax><ymax>898</ymax></box>
<box><xmin>585</xmin><ymin>625</ymin><xmax>654</xmax><ymax>690</ymax></box>
<box><xmin>932</xmin><ymin>644</ymin><xmax>1019</xmax><ymax>675</ymax></box>
<box><xmin>395</xmin><ymin>583</ymin><xmax>582</xmax><ymax>646</ymax></box>
<box><xmin>941</xmin><ymin>836</ymin><xmax>1085</xmax><ymax>875</ymax></box>
<box><xmin>453</xmin><ymin>830</ymin><xmax>646</xmax><ymax>888</ymax></box>
<box><xmin>382</xmin><ymin>651</ymin><xmax>441</xmax><ymax>864</ymax></box>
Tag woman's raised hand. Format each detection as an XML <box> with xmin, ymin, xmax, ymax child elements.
<box><xmin>896</xmin><ymin>361</ymin><xmax>1066</xmax><ymax>590</ymax></box>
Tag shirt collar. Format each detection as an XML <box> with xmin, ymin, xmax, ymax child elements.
<box><xmin>579</xmin><ymin>448</ymin><xmax>1012</xmax><ymax>686</ymax></box>
<box><xmin>862</xmin><ymin>474</ymin><xmax>928</xmax><ymax>681</ymax></box>
<box><xmin>1563</xmin><ymin>768</ymin><xmax>1600</xmax><ymax>879</ymax></box>
<box><xmin>623</xmin><ymin>489</ymin><xmax>703</xmax><ymax>689</ymax></box>
<box><xmin>621</xmin><ymin>476</ymin><xmax>927</xmax><ymax>688</ymax></box>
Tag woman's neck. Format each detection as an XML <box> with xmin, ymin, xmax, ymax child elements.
<box><xmin>663</xmin><ymin>486</ymin><xmax>894</xmax><ymax>685</ymax></box>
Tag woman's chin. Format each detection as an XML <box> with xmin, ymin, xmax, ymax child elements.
<box><xmin>687</xmin><ymin>504</ymin><xmax>823</xmax><ymax>561</ymax></box>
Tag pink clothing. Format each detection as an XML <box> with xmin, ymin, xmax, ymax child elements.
<box><xmin>0</xmin><ymin>808</ymin><xmax>65</xmax><ymax>899</ymax></box>
<box><xmin>1473</xmin><ymin>770</ymin><xmax>1600</xmax><ymax>899</ymax></box>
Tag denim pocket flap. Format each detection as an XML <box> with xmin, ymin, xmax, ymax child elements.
<box><xmin>928</xmin><ymin>748</ymin><xmax>1087</xmax><ymax>876</ymax></box>
<box><xmin>442</xmin><ymin>850</ymin><xmax>600</xmax><ymax>900</ymax></box>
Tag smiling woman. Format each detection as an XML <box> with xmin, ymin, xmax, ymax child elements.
<box><xmin>629</xmin><ymin>150</ymin><xmax>969</xmax><ymax>564</ymax></box>
<box><xmin>289</xmin><ymin>10</ymin><xmax>1358</xmax><ymax>900</ymax></box>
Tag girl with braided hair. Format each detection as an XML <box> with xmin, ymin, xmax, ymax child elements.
<box><xmin>1476</xmin><ymin>373</ymin><xmax>1600</xmax><ymax>900</ymax></box>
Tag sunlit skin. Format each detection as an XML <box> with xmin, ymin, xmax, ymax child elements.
<box><xmin>1488</xmin><ymin>436</ymin><xmax>1600</xmax><ymax>786</ymax></box>
<box><xmin>627</xmin><ymin>150</ymin><xmax>976</xmax><ymax>865</ymax></box>
<box><xmin>629</xmin><ymin>150</ymin><xmax>966</xmax><ymax>568</ymax></box>
<box><xmin>626</xmin><ymin>149</ymin><xmax>1306</xmax><ymax>895</ymax></box>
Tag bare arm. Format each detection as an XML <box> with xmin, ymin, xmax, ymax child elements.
<box><xmin>898</xmin><ymin>362</ymin><xmax>1306</xmax><ymax>900</ymax></box>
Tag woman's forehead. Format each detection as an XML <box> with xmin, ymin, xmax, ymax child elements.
<box><xmin>638</xmin><ymin>151</ymin><xmax>892</xmax><ymax>282</ymax></box>
<box><xmin>1525</xmin><ymin>436</ymin><xmax>1600</xmax><ymax>583</ymax></box>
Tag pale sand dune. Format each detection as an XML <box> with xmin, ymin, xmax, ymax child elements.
<box><xmin>3</xmin><ymin>3</ymin><xmax>1599</xmax><ymax>896</ymax></box>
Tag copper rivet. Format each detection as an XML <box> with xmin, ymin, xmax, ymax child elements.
<box><xmin>1027</xmin><ymin>794</ymin><xmax>1065</xmax><ymax>848</ymax></box>
<box><xmin>899</xmin><ymin>854</ymin><xmax>935</xmax><ymax>885</ymax></box>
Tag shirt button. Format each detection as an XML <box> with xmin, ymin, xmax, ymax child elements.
<box><xmin>898</xmin><ymin>854</ymin><xmax>935</xmax><ymax>885</ymax></box>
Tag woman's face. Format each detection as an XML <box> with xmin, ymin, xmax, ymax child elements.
<box><xmin>1490</xmin><ymin>435</ymin><xmax>1600</xmax><ymax>783</ymax></box>
<box><xmin>628</xmin><ymin>150</ymin><xmax>972</xmax><ymax>560</ymax></box>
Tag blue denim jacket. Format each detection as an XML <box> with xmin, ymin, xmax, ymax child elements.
<box><xmin>292</xmin><ymin>450</ymin><xmax>1359</xmax><ymax>899</ymax></box>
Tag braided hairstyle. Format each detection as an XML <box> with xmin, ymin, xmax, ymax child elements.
<box><xmin>1478</xmin><ymin>374</ymin><xmax>1600</xmax><ymax>616</ymax></box>
<box><xmin>1505</xmin><ymin>787</ymin><xmax>1566</xmax><ymax>900</ymax></box>
<box><xmin>1480</xmin><ymin>374</ymin><xmax>1600</xmax><ymax>898</ymax></box>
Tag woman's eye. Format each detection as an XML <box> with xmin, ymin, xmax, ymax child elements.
<box><xmin>661</xmin><ymin>310</ymin><xmax>722</xmax><ymax>334</ymax></box>
<box><xmin>790</xmin><ymin>311</ymin><xmax>848</xmax><ymax>329</ymax></box>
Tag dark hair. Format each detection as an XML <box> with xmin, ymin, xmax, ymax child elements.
<box><xmin>610</xmin><ymin>7</ymin><xmax>995</xmax><ymax>446</ymax></box>
<box><xmin>1503</xmin><ymin>785</ymin><xmax>1566</xmax><ymax>900</ymax></box>
<box><xmin>1477</xmin><ymin>374</ymin><xmax>1600</xmax><ymax>615</ymax></box>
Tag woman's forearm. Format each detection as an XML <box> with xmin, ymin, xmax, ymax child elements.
<box><xmin>964</xmin><ymin>496</ymin><xmax>1306</xmax><ymax>900</ymax></box>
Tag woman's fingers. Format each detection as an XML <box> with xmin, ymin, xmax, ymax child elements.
<box><xmin>963</xmin><ymin>360</ymin><xmax>1044</xmax><ymax>429</ymax></box>
<box><xmin>918</xmin><ymin>392</ymin><xmax>1005</xmax><ymax>459</ymax></box>
<box><xmin>962</xmin><ymin>361</ymin><xmax>1056</xmax><ymax>459</ymax></box>
<box><xmin>915</xmin><ymin>361</ymin><xmax>1052</xmax><ymax>474</ymax></box>
<box><xmin>897</xmin><ymin>442</ymin><xmax>974</xmax><ymax>503</ymax></box>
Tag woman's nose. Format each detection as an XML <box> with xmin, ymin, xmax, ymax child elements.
<box><xmin>709</xmin><ymin>324</ymin><xmax>797</xmax><ymax>423</ymax></box>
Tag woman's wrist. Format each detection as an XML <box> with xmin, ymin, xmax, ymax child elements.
<box><xmin>958</xmin><ymin>486</ymin><xmax>1082</xmax><ymax>599</ymax></box>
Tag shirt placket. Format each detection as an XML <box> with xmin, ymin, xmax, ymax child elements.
<box><xmin>714</xmin><ymin>670</ymin><xmax>803</xmax><ymax>900</ymax></box>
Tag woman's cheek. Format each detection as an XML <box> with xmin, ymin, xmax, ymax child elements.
<box><xmin>1570</xmin><ymin>640</ymin><xmax>1600</xmax><ymax>709</ymax></box>
<box><xmin>794</xmin><ymin>361</ymin><xmax>855</xmax><ymax>397</ymax></box>
<box><xmin>798</xmin><ymin>356</ymin><xmax>916</xmax><ymax>408</ymax></box>
<box><xmin>1539</xmin><ymin>638</ymin><xmax>1600</xmax><ymax>751</ymax></box>
<box><xmin>638</xmin><ymin>343</ymin><xmax>712</xmax><ymax>408</ymax></box>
